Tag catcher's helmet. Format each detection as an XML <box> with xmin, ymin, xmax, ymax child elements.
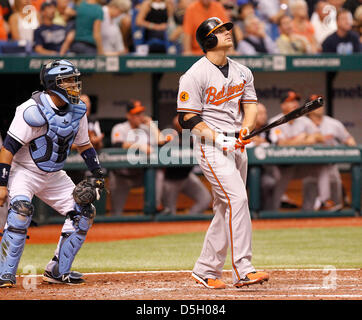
<box><xmin>40</xmin><ymin>59</ymin><xmax>82</xmax><ymax>104</ymax></box>
<box><xmin>196</xmin><ymin>17</ymin><xmax>233</xmax><ymax>53</ymax></box>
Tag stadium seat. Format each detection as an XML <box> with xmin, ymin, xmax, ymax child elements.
<box><xmin>0</xmin><ymin>40</ymin><xmax>31</xmax><ymax>55</ymax></box>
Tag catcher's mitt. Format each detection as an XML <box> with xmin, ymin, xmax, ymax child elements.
<box><xmin>73</xmin><ymin>180</ymin><xmax>98</xmax><ymax>206</ymax></box>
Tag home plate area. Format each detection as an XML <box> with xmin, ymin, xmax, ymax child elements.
<box><xmin>1</xmin><ymin>269</ymin><xmax>361</xmax><ymax>300</ymax></box>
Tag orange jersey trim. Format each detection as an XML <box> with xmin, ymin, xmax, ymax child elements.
<box><xmin>200</xmin><ymin>145</ymin><xmax>241</xmax><ymax>282</ymax></box>
<box><xmin>176</xmin><ymin>108</ymin><xmax>201</xmax><ymax>114</ymax></box>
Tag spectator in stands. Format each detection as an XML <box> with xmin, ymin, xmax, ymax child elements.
<box><xmin>0</xmin><ymin>5</ymin><xmax>8</xmax><ymax>40</ymax></box>
<box><xmin>343</xmin><ymin>0</ymin><xmax>362</xmax><ymax>16</ymax></box>
<box><xmin>269</xmin><ymin>90</ymin><xmax>333</xmax><ymax>211</ymax></box>
<box><xmin>160</xmin><ymin>115</ymin><xmax>211</xmax><ymax>216</ymax></box>
<box><xmin>8</xmin><ymin>0</ymin><xmax>40</xmax><ymax>46</ymax></box>
<box><xmin>0</xmin><ymin>0</ymin><xmax>12</xmax><ymax>22</ymax></box>
<box><xmin>303</xmin><ymin>94</ymin><xmax>356</xmax><ymax>211</ymax></box>
<box><xmin>168</xmin><ymin>0</ymin><xmax>192</xmax><ymax>54</ymax></box>
<box><xmin>135</xmin><ymin>0</ymin><xmax>174</xmax><ymax>53</ymax></box>
<box><xmin>236</xmin><ymin>14</ymin><xmax>278</xmax><ymax>55</ymax></box>
<box><xmin>276</xmin><ymin>14</ymin><xmax>314</xmax><ymax>54</ymax></box>
<box><xmin>310</xmin><ymin>0</ymin><xmax>337</xmax><ymax>45</ymax></box>
<box><xmin>53</xmin><ymin>0</ymin><xmax>76</xmax><ymax>29</ymax></box>
<box><xmin>329</xmin><ymin>0</ymin><xmax>348</xmax><ymax>11</ymax></box>
<box><xmin>234</xmin><ymin>1</ymin><xmax>256</xmax><ymax>34</ymax></box>
<box><xmin>101</xmin><ymin>0</ymin><xmax>131</xmax><ymax>55</ymax></box>
<box><xmin>33</xmin><ymin>1</ymin><xmax>69</xmax><ymax>55</ymax></box>
<box><xmin>182</xmin><ymin>0</ymin><xmax>229</xmax><ymax>55</ymax></box>
<box><xmin>60</xmin><ymin>0</ymin><xmax>104</xmax><ymax>55</ymax></box>
<box><xmin>322</xmin><ymin>8</ymin><xmax>361</xmax><ymax>53</ymax></box>
<box><xmin>255</xmin><ymin>0</ymin><xmax>289</xmax><ymax>40</ymax></box>
<box><xmin>352</xmin><ymin>4</ymin><xmax>362</xmax><ymax>43</ymax></box>
<box><xmin>290</xmin><ymin>0</ymin><xmax>320</xmax><ymax>53</ymax></box>
<box><xmin>109</xmin><ymin>100</ymin><xmax>170</xmax><ymax>215</ymax></box>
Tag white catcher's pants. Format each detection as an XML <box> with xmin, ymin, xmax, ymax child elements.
<box><xmin>7</xmin><ymin>163</ymin><xmax>80</xmax><ymax>269</ymax></box>
<box><xmin>192</xmin><ymin>140</ymin><xmax>255</xmax><ymax>284</ymax></box>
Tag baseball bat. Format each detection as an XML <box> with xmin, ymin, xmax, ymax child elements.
<box><xmin>242</xmin><ymin>97</ymin><xmax>324</xmax><ymax>140</ymax></box>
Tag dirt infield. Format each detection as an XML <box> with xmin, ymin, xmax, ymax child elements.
<box><xmin>1</xmin><ymin>269</ymin><xmax>361</xmax><ymax>300</ymax></box>
<box><xmin>1</xmin><ymin>217</ymin><xmax>361</xmax><ymax>300</ymax></box>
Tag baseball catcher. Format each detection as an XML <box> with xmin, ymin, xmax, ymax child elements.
<box><xmin>0</xmin><ymin>59</ymin><xmax>105</xmax><ymax>287</ymax></box>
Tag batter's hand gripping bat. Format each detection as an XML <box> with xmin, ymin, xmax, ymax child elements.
<box><xmin>242</xmin><ymin>97</ymin><xmax>324</xmax><ymax>140</ymax></box>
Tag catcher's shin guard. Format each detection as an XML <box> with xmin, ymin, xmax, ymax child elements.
<box><xmin>51</xmin><ymin>203</ymin><xmax>95</xmax><ymax>277</ymax></box>
<box><xmin>0</xmin><ymin>196</ymin><xmax>34</xmax><ymax>283</ymax></box>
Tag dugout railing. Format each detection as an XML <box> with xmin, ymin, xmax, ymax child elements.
<box><xmin>32</xmin><ymin>145</ymin><xmax>362</xmax><ymax>224</ymax></box>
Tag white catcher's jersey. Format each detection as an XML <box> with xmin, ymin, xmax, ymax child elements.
<box><xmin>177</xmin><ymin>56</ymin><xmax>258</xmax><ymax>133</ymax></box>
<box><xmin>7</xmin><ymin>94</ymin><xmax>90</xmax><ymax>175</ymax></box>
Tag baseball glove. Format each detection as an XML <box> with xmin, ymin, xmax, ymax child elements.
<box><xmin>73</xmin><ymin>180</ymin><xmax>98</xmax><ymax>206</ymax></box>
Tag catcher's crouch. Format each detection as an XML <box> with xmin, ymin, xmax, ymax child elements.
<box><xmin>177</xmin><ymin>18</ymin><xmax>269</xmax><ymax>289</ymax></box>
<box><xmin>0</xmin><ymin>59</ymin><xmax>105</xmax><ymax>287</ymax></box>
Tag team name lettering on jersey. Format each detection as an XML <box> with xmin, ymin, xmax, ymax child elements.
<box><xmin>205</xmin><ymin>80</ymin><xmax>246</xmax><ymax>106</ymax></box>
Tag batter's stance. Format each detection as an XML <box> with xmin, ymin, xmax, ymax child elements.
<box><xmin>177</xmin><ymin>18</ymin><xmax>269</xmax><ymax>288</ymax></box>
<box><xmin>0</xmin><ymin>59</ymin><xmax>104</xmax><ymax>287</ymax></box>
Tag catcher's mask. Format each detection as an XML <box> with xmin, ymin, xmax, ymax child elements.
<box><xmin>40</xmin><ymin>59</ymin><xmax>82</xmax><ymax>105</ymax></box>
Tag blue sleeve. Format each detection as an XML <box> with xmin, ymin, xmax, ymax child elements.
<box><xmin>3</xmin><ymin>134</ymin><xmax>23</xmax><ymax>155</ymax></box>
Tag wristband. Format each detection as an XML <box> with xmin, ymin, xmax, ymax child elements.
<box><xmin>81</xmin><ymin>147</ymin><xmax>101</xmax><ymax>172</ymax></box>
<box><xmin>0</xmin><ymin>163</ymin><xmax>11</xmax><ymax>186</ymax></box>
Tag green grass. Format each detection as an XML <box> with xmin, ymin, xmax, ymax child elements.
<box><xmin>18</xmin><ymin>226</ymin><xmax>362</xmax><ymax>274</ymax></box>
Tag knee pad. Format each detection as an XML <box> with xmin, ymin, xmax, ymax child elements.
<box><xmin>0</xmin><ymin>196</ymin><xmax>34</xmax><ymax>279</ymax></box>
<box><xmin>52</xmin><ymin>203</ymin><xmax>95</xmax><ymax>277</ymax></box>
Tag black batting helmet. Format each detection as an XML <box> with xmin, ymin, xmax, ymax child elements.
<box><xmin>196</xmin><ymin>17</ymin><xmax>233</xmax><ymax>53</ymax></box>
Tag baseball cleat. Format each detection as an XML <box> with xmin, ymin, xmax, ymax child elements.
<box><xmin>191</xmin><ymin>272</ymin><xmax>226</xmax><ymax>289</ymax></box>
<box><xmin>0</xmin><ymin>274</ymin><xmax>16</xmax><ymax>288</ymax></box>
<box><xmin>42</xmin><ymin>270</ymin><xmax>85</xmax><ymax>285</ymax></box>
<box><xmin>234</xmin><ymin>271</ymin><xmax>269</xmax><ymax>288</ymax></box>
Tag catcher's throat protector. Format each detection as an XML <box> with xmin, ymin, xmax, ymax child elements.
<box><xmin>0</xmin><ymin>196</ymin><xmax>34</xmax><ymax>282</ymax></box>
<box><xmin>196</xmin><ymin>17</ymin><xmax>233</xmax><ymax>53</ymax></box>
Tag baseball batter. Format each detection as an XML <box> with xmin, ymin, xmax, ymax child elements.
<box><xmin>0</xmin><ymin>60</ymin><xmax>104</xmax><ymax>287</ymax></box>
<box><xmin>177</xmin><ymin>17</ymin><xmax>269</xmax><ymax>288</ymax></box>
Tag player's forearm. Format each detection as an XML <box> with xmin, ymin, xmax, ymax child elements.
<box><xmin>0</xmin><ymin>146</ymin><xmax>14</xmax><ymax>165</ymax></box>
<box><xmin>241</xmin><ymin>103</ymin><xmax>258</xmax><ymax>133</ymax></box>
<box><xmin>76</xmin><ymin>143</ymin><xmax>94</xmax><ymax>154</ymax></box>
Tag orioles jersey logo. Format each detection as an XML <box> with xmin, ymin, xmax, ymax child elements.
<box><xmin>179</xmin><ymin>91</ymin><xmax>189</xmax><ymax>102</ymax></box>
<box><xmin>205</xmin><ymin>81</ymin><xmax>246</xmax><ymax>106</ymax></box>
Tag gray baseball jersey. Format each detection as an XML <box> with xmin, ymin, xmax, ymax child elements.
<box><xmin>312</xmin><ymin>115</ymin><xmax>352</xmax><ymax>146</ymax></box>
<box><xmin>269</xmin><ymin>114</ymin><xmax>317</xmax><ymax>144</ymax></box>
<box><xmin>177</xmin><ymin>56</ymin><xmax>257</xmax><ymax>132</ymax></box>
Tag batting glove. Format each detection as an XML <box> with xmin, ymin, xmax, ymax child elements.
<box><xmin>236</xmin><ymin>128</ymin><xmax>251</xmax><ymax>152</ymax></box>
<box><xmin>215</xmin><ymin>133</ymin><xmax>240</xmax><ymax>153</ymax></box>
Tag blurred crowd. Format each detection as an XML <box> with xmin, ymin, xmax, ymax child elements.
<box><xmin>0</xmin><ymin>0</ymin><xmax>361</xmax><ymax>55</ymax></box>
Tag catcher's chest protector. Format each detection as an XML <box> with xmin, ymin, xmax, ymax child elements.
<box><xmin>23</xmin><ymin>91</ymin><xmax>86</xmax><ymax>172</ymax></box>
